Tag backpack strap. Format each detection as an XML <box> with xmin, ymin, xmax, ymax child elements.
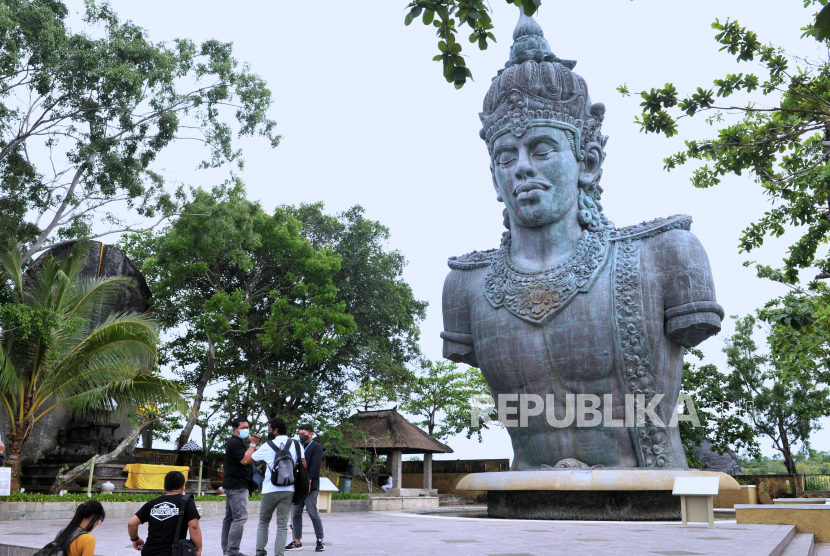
<box><xmin>293</xmin><ymin>439</ymin><xmax>306</xmax><ymax>468</ymax></box>
<box><xmin>172</xmin><ymin>494</ymin><xmax>192</xmax><ymax>545</ymax></box>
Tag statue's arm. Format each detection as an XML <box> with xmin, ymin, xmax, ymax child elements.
<box><xmin>441</xmin><ymin>269</ymin><xmax>478</xmax><ymax>367</ymax></box>
<box><xmin>655</xmin><ymin>229</ymin><xmax>724</xmax><ymax>348</ymax></box>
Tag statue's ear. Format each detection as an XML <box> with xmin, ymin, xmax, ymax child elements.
<box><xmin>578</xmin><ymin>142</ymin><xmax>604</xmax><ymax>188</ymax></box>
<box><xmin>491</xmin><ymin>163</ymin><xmax>503</xmax><ymax>202</ymax></box>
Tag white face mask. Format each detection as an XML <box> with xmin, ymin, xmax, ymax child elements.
<box><xmin>238</xmin><ymin>429</ymin><xmax>249</xmax><ymax>439</ymax></box>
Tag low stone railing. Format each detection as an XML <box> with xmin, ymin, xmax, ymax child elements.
<box><xmin>0</xmin><ymin>500</ymin><xmax>262</xmax><ymax>521</ymax></box>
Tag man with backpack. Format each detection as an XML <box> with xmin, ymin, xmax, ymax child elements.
<box><xmin>127</xmin><ymin>471</ymin><xmax>202</xmax><ymax>556</ymax></box>
<box><xmin>242</xmin><ymin>417</ymin><xmax>304</xmax><ymax>556</ymax></box>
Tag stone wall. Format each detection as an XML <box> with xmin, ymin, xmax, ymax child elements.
<box><xmin>738</xmin><ymin>474</ymin><xmax>804</xmax><ymax>503</ymax></box>
<box><xmin>713</xmin><ymin>485</ymin><xmax>757</xmax><ymax>508</ymax></box>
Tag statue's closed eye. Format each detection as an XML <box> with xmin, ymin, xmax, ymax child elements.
<box><xmin>496</xmin><ymin>151</ymin><xmax>517</xmax><ymax>165</ymax></box>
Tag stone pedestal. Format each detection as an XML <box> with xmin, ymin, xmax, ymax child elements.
<box><xmin>457</xmin><ymin>468</ymin><xmax>741</xmax><ymax>521</ymax></box>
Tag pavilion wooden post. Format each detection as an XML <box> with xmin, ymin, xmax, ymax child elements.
<box><xmin>423</xmin><ymin>453</ymin><xmax>433</xmax><ymax>490</ymax></box>
<box><xmin>390</xmin><ymin>449</ymin><xmax>402</xmax><ymax>496</ymax></box>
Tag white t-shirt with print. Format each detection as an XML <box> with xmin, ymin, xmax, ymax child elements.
<box><xmin>251</xmin><ymin>435</ymin><xmax>305</xmax><ymax>494</ymax></box>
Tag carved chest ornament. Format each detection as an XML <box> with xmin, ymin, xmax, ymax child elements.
<box><xmin>483</xmin><ymin>227</ymin><xmax>610</xmax><ymax>326</ymax></box>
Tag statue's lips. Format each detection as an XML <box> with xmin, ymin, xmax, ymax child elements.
<box><xmin>513</xmin><ymin>180</ymin><xmax>552</xmax><ymax>197</ymax></box>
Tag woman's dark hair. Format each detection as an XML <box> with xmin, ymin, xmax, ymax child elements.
<box><xmin>50</xmin><ymin>500</ymin><xmax>105</xmax><ymax>555</ymax></box>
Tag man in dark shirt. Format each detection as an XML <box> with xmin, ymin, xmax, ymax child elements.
<box><xmin>128</xmin><ymin>471</ymin><xmax>202</xmax><ymax>556</ymax></box>
<box><xmin>286</xmin><ymin>424</ymin><xmax>325</xmax><ymax>552</ymax></box>
<box><xmin>222</xmin><ymin>416</ymin><xmax>254</xmax><ymax>556</ymax></box>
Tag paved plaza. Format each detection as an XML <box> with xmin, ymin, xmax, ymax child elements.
<box><xmin>1</xmin><ymin>508</ymin><xmax>829</xmax><ymax>556</ymax></box>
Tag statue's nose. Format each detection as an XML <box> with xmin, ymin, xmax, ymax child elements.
<box><xmin>515</xmin><ymin>159</ymin><xmax>537</xmax><ymax>180</ymax></box>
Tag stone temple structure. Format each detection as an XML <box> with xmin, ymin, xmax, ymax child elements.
<box><xmin>12</xmin><ymin>241</ymin><xmax>151</xmax><ymax>465</ymax></box>
<box><xmin>443</xmin><ymin>11</ymin><xmax>736</xmax><ymax>519</ymax></box>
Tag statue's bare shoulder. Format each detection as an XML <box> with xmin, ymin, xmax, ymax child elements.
<box><xmin>613</xmin><ymin>214</ymin><xmax>723</xmax><ymax>347</ymax></box>
<box><xmin>446</xmin><ymin>248</ymin><xmax>499</xmax><ymax>271</ymax></box>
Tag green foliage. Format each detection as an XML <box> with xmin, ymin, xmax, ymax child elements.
<box><xmin>0</xmin><ymin>245</ymin><xmax>185</xmax><ymax>489</ymax></box>
<box><xmin>0</xmin><ymin>0</ymin><xmax>277</xmax><ymax>262</ymax></box>
<box><xmin>680</xmin><ymin>348</ymin><xmax>758</xmax><ymax>468</ymax></box>
<box><xmin>403</xmin><ymin>1</ymin><xmax>540</xmax><ymax>89</ymax></box>
<box><xmin>121</xmin><ymin>190</ymin><xmax>426</xmax><ymax>448</ymax></box>
<box><xmin>619</xmin><ymin>4</ymin><xmax>830</xmax><ymax>283</ymax></box>
<box><xmin>331</xmin><ymin>492</ymin><xmax>369</xmax><ymax>500</ymax></box>
<box><xmin>399</xmin><ymin>359</ymin><xmax>494</xmax><ymax>441</ymax></box>
<box><xmin>121</xmin><ymin>183</ymin><xmax>355</xmax><ymax>446</ymax></box>
<box><xmin>688</xmin><ymin>314</ymin><xmax>830</xmax><ymax>474</ymax></box>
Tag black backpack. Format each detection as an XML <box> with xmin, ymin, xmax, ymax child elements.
<box><xmin>267</xmin><ymin>439</ymin><xmax>299</xmax><ymax>487</ymax></box>
<box><xmin>34</xmin><ymin>529</ymin><xmax>88</xmax><ymax>556</ymax></box>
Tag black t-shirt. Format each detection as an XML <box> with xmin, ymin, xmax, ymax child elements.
<box><xmin>223</xmin><ymin>435</ymin><xmax>253</xmax><ymax>490</ymax></box>
<box><xmin>135</xmin><ymin>494</ymin><xmax>200</xmax><ymax>556</ymax></box>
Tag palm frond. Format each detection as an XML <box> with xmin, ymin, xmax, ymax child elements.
<box><xmin>34</xmin><ymin>313</ymin><xmax>158</xmax><ymax>410</ymax></box>
<box><xmin>0</xmin><ymin>249</ymin><xmax>24</xmax><ymax>302</ymax></box>
<box><xmin>63</xmin><ymin>276</ymin><xmax>136</xmax><ymax>330</ymax></box>
<box><xmin>0</xmin><ymin>340</ymin><xmax>21</xmax><ymax>401</ymax></box>
<box><xmin>43</xmin><ymin>373</ymin><xmax>189</xmax><ymax>423</ymax></box>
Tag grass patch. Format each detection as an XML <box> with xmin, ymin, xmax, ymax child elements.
<box><xmin>332</xmin><ymin>492</ymin><xmax>368</xmax><ymax>500</ymax></box>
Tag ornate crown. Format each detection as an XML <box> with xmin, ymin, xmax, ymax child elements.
<box><xmin>479</xmin><ymin>11</ymin><xmax>608</xmax><ymax>160</ymax></box>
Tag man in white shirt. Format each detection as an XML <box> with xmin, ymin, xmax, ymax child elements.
<box><xmin>241</xmin><ymin>417</ymin><xmax>304</xmax><ymax>556</ymax></box>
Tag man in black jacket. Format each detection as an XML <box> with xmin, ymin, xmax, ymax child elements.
<box><xmin>222</xmin><ymin>416</ymin><xmax>254</xmax><ymax>556</ymax></box>
<box><xmin>0</xmin><ymin>440</ymin><xmax>5</xmax><ymax>467</ymax></box>
<box><xmin>285</xmin><ymin>424</ymin><xmax>325</xmax><ymax>552</ymax></box>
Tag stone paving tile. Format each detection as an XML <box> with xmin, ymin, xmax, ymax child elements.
<box><xmin>0</xmin><ymin>510</ymin><xmax>827</xmax><ymax>556</ymax></box>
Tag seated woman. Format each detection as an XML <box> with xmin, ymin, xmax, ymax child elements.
<box><xmin>38</xmin><ymin>500</ymin><xmax>105</xmax><ymax>556</ymax></box>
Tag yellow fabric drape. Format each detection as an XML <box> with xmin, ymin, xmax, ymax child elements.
<box><xmin>122</xmin><ymin>464</ymin><xmax>190</xmax><ymax>490</ymax></box>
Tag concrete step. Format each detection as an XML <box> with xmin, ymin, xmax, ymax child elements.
<box><xmin>781</xmin><ymin>533</ymin><xmax>816</xmax><ymax>556</ymax></box>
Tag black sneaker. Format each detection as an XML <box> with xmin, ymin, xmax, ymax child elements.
<box><xmin>285</xmin><ymin>541</ymin><xmax>303</xmax><ymax>550</ymax></box>
<box><xmin>315</xmin><ymin>540</ymin><xmax>325</xmax><ymax>552</ymax></box>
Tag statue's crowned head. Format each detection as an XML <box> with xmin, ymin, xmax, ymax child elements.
<box><xmin>482</xmin><ymin>11</ymin><xmax>609</xmax><ymax>231</ymax></box>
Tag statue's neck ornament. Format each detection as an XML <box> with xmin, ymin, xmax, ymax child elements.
<box><xmin>483</xmin><ymin>227</ymin><xmax>610</xmax><ymax>326</ymax></box>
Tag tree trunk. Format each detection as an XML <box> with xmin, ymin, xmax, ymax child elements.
<box><xmin>49</xmin><ymin>417</ymin><xmax>160</xmax><ymax>494</ymax></box>
<box><xmin>5</xmin><ymin>430</ymin><xmax>27</xmax><ymax>493</ymax></box>
<box><xmin>778</xmin><ymin>421</ymin><xmax>798</xmax><ymax>475</ymax></box>
<box><xmin>177</xmin><ymin>341</ymin><xmax>215</xmax><ymax>450</ymax></box>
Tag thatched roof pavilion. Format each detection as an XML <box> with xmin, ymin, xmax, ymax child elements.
<box><xmin>341</xmin><ymin>407</ymin><xmax>452</xmax><ymax>494</ymax></box>
<box><xmin>343</xmin><ymin>407</ymin><xmax>453</xmax><ymax>455</ymax></box>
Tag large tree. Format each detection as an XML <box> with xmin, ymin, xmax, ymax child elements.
<box><xmin>121</xmin><ymin>183</ymin><xmax>354</xmax><ymax>449</ymax></box>
<box><xmin>0</xmin><ymin>246</ymin><xmax>184</xmax><ymax>491</ymax></box>
<box><xmin>400</xmin><ymin>360</ymin><xmax>494</xmax><ymax>441</ymax></box>
<box><xmin>617</xmin><ymin>2</ymin><xmax>830</xmax><ymax>294</ymax></box>
<box><xmin>680</xmin><ymin>315</ymin><xmax>830</xmax><ymax>474</ymax></box>
<box><xmin>0</xmin><ymin>0</ymin><xmax>277</xmax><ymax>262</ymax></box>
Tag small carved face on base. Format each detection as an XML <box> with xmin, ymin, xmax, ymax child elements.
<box><xmin>490</xmin><ymin>126</ymin><xmax>602</xmax><ymax>229</ymax></box>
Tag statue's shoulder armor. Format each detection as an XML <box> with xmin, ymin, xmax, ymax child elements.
<box><xmin>447</xmin><ymin>248</ymin><xmax>499</xmax><ymax>270</ymax></box>
<box><xmin>610</xmin><ymin>214</ymin><xmax>692</xmax><ymax>242</ymax></box>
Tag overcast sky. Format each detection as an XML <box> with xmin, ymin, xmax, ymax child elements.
<box><xmin>65</xmin><ymin>0</ymin><xmax>829</xmax><ymax>461</ymax></box>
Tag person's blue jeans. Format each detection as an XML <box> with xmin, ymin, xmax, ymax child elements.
<box><xmin>256</xmin><ymin>491</ymin><xmax>294</xmax><ymax>556</ymax></box>
<box><xmin>291</xmin><ymin>489</ymin><xmax>324</xmax><ymax>541</ymax></box>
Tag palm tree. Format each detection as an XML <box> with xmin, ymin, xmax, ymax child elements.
<box><xmin>0</xmin><ymin>246</ymin><xmax>186</xmax><ymax>491</ymax></box>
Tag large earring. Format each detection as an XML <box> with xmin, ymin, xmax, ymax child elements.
<box><xmin>577</xmin><ymin>189</ymin><xmax>602</xmax><ymax>232</ymax></box>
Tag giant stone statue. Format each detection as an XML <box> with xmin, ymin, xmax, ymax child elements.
<box><xmin>441</xmin><ymin>13</ymin><xmax>724</xmax><ymax>471</ymax></box>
